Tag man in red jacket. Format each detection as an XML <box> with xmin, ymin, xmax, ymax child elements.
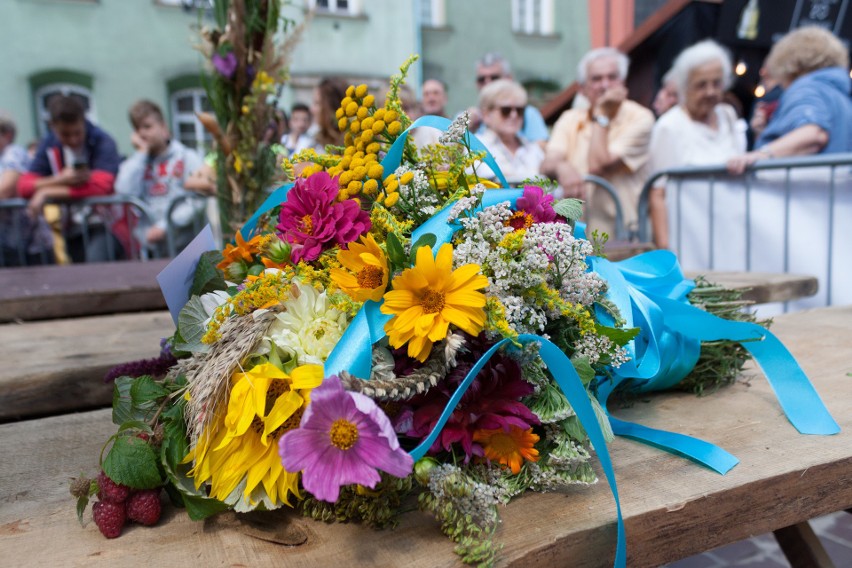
<box><xmin>18</xmin><ymin>95</ymin><xmax>122</xmax><ymax>262</ymax></box>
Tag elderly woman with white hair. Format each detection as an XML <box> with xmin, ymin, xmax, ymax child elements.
<box><xmin>474</xmin><ymin>78</ymin><xmax>544</xmax><ymax>184</ymax></box>
<box><xmin>648</xmin><ymin>39</ymin><xmax>747</xmax><ymax>252</ymax></box>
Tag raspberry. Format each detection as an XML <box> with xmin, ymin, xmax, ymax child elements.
<box><xmin>92</xmin><ymin>500</ymin><xmax>126</xmax><ymax>539</ymax></box>
<box><xmin>97</xmin><ymin>471</ymin><xmax>131</xmax><ymax>503</ymax></box>
<box><xmin>126</xmin><ymin>490</ymin><xmax>162</xmax><ymax>526</ymax></box>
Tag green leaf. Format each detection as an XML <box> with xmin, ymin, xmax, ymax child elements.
<box><xmin>112</xmin><ymin>376</ymin><xmax>135</xmax><ymax>426</ymax></box>
<box><xmin>594</xmin><ymin>323</ymin><xmax>640</xmax><ymax>347</ymax></box>
<box><xmin>182</xmin><ymin>494</ymin><xmax>231</xmax><ymax>521</ymax></box>
<box><xmin>76</xmin><ymin>494</ymin><xmax>90</xmax><ymax>525</ymax></box>
<box><xmin>386</xmin><ymin>232</ymin><xmax>406</xmax><ymax>270</ymax></box>
<box><xmin>130</xmin><ymin>376</ymin><xmax>168</xmax><ymax>407</ymax></box>
<box><xmin>175</xmin><ymin>295</ymin><xmax>212</xmax><ymax>354</ymax></box>
<box><xmin>409</xmin><ymin>233</ymin><xmax>437</xmax><ymax>264</ymax></box>
<box><xmin>190</xmin><ymin>250</ymin><xmax>226</xmax><ymax>297</ymax></box>
<box><xmin>117</xmin><ymin>420</ymin><xmax>153</xmax><ymax>434</ymax></box>
<box><xmin>553</xmin><ymin>198</ymin><xmax>585</xmax><ymax>222</ymax></box>
<box><xmin>103</xmin><ymin>436</ymin><xmax>164</xmax><ymax>489</ymax></box>
<box><xmin>589</xmin><ymin>395</ymin><xmax>615</xmax><ymax>444</ymax></box>
<box><xmin>570</xmin><ymin>355</ymin><xmax>595</xmax><ymax>386</ymax></box>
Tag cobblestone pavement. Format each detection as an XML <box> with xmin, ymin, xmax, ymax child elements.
<box><xmin>666</xmin><ymin>511</ymin><xmax>852</xmax><ymax>567</ymax></box>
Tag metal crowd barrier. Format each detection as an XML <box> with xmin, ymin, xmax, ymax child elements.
<box><xmin>0</xmin><ymin>193</ymin><xmax>212</xmax><ymax>267</ymax></box>
<box><xmin>583</xmin><ymin>174</ymin><xmax>628</xmax><ymax>241</ymax></box>
<box><xmin>636</xmin><ymin>153</ymin><xmax>852</xmax><ymax>309</ymax></box>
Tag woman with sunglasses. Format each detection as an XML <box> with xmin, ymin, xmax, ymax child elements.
<box><xmin>474</xmin><ymin>79</ymin><xmax>544</xmax><ymax>186</ymax></box>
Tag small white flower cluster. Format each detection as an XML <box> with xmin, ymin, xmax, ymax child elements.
<box><xmin>438</xmin><ymin>111</ymin><xmax>470</xmax><ymax>145</ymax></box>
<box><xmin>573</xmin><ymin>332</ymin><xmax>630</xmax><ymax>367</ymax></box>
<box><xmin>454</xmin><ymin>202</ymin><xmax>607</xmax><ymax>334</ymax></box>
<box><xmin>395</xmin><ymin>165</ymin><xmax>439</xmax><ymax>216</ymax></box>
<box><xmin>447</xmin><ymin>183</ymin><xmax>487</xmax><ymax>222</ymax></box>
<box><xmin>525</xmin><ymin>223</ymin><xmax>606</xmax><ymax>306</ymax></box>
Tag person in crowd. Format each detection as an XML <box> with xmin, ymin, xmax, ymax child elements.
<box><xmin>465</xmin><ymin>52</ymin><xmax>549</xmax><ymax>148</ymax></box>
<box><xmin>261</xmin><ymin>108</ymin><xmax>289</xmax><ymax>147</ymax></box>
<box><xmin>474</xmin><ymin>79</ymin><xmax>544</xmax><ymax>184</ymax></box>
<box><xmin>282</xmin><ymin>102</ymin><xmax>314</xmax><ymax>156</ymax></box>
<box><xmin>17</xmin><ymin>95</ymin><xmax>122</xmax><ymax>262</ymax></box>
<box><xmin>115</xmin><ymin>100</ymin><xmax>206</xmax><ymax>256</ymax></box>
<box><xmin>727</xmin><ymin>26</ymin><xmax>852</xmax><ymax>174</ymax></box>
<box><xmin>651</xmin><ymin>70</ymin><xmax>678</xmax><ymax>117</ymax></box>
<box><xmin>309</xmin><ymin>77</ymin><xmax>348</xmax><ymax>152</ymax></box>
<box><xmin>0</xmin><ymin>115</ymin><xmax>53</xmax><ymax>265</ymax></box>
<box><xmin>541</xmin><ymin>47</ymin><xmax>654</xmax><ymax>238</ymax></box>
<box><xmin>748</xmin><ymin>67</ymin><xmax>783</xmax><ymax>144</ymax></box>
<box><xmin>412</xmin><ymin>78</ymin><xmax>448</xmax><ymax>148</ymax></box>
<box><xmin>648</xmin><ymin>40</ymin><xmax>747</xmax><ymax>250</ymax></box>
<box><xmin>421</xmin><ymin>78</ymin><xmax>448</xmax><ymax>118</ymax></box>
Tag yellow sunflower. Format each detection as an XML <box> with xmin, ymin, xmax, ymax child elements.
<box><xmin>380</xmin><ymin>243</ymin><xmax>488</xmax><ymax>362</ymax></box>
<box><xmin>329</xmin><ymin>233</ymin><xmax>389</xmax><ymax>302</ymax></box>
<box><xmin>185</xmin><ymin>362</ymin><xmax>323</xmax><ymax>510</ymax></box>
<box><xmin>473</xmin><ymin>426</ymin><xmax>540</xmax><ymax>474</ymax></box>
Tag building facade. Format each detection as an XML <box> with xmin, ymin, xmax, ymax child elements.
<box><xmin>1</xmin><ymin>0</ymin><xmax>592</xmax><ymax>156</ymax></box>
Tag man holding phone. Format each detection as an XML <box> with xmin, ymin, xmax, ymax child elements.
<box><xmin>17</xmin><ymin>95</ymin><xmax>122</xmax><ymax>262</ymax></box>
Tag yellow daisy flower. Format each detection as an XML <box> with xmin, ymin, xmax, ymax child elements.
<box><xmin>473</xmin><ymin>426</ymin><xmax>540</xmax><ymax>474</ymax></box>
<box><xmin>330</xmin><ymin>234</ymin><xmax>389</xmax><ymax>303</ymax></box>
<box><xmin>185</xmin><ymin>362</ymin><xmax>324</xmax><ymax>510</ymax></box>
<box><xmin>381</xmin><ymin>243</ymin><xmax>488</xmax><ymax>362</ymax></box>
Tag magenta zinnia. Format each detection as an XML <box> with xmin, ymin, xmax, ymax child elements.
<box><xmin>276</xmin><ymin>171</ymin><xmax>371</xmax><ymax>263</ymax></box>
<box><xmin>516</xmin><ymin>184</ymin><xmax>560</xmax><ymax>223</ymax></box>
<box><xmin>279</xmin><ymin>375</ymin><xmax>414</xmax><ymax>502</ymax></box>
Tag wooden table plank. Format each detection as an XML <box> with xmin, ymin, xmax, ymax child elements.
<box><xmin>686</xmin><ymin>270</ymin><xmax>819</xmax><ymax>304</ymax></box>
<box><xmin>0</xmin><ymin>306</ymin><xmax>849</xmax><ymax>566</ymax></box>
<box><xmin>0</xmin><ymin>311</ymin><xmax>173</xmax><ymax>421</ymax></box>
<box><xmin>0</xmin><ymin>259</ymin><xmax>170</xmax><ymax>322</ymax></box>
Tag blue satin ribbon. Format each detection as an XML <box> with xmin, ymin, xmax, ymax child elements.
<box><xmin>240</xmin><ymin>183</ymin><xmax>294</xmax><ymax>239</ymax></box>
<box><xmin>590</xmin><ymin>250</ymin><xmax>839</xmax><ymax>465</ymax></box>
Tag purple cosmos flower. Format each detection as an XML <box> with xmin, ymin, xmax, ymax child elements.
<box><xmin>276</xmin><ymin>171</ymin><xmax>371</xmax><ymax>263</ymax></box>
<box><xmin>279</xmin><ymin>375</ymin><xmax>414</xmax><ymax>502</ymax></box>
<box><xmin>212</xmin><ymin>52</ymin><xmax>238</xmax><ymax>79</ymax></box>
<box><xmin>517</xmin><ymin>185</ymin><xmax>559</xmax><ymax>223</ymax></box>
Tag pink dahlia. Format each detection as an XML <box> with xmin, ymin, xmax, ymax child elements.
<box><xmin>276</xmin><ymin>172</ymin><xmax>371</xmax><ymax>263</ymax></box>
<box><xmin>517</xmin><ymin>184</ymin><xmax>560</xmax><ymax>223</ymax></box>
<box><xmin>403</xmin><ymin>339</ymin><xmax>539</xmax><ymax>460</ymax></box>
<box><xmin>279</xmin><ymin>375</ymin><xmax>413</xmax><ymax>502</ymax></box>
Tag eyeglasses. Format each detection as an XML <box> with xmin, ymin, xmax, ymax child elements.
<box><xmin>497</xmin><ymin>105</ymin><xmax>525</xmax><ymax>118</ymax></box>
<box><xmin>476</xmin><ymin>73</ymin><xmax>503</xmax><ymax>85</ymax></box>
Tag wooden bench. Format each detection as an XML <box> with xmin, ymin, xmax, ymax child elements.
<box><xmin>0</xmin><ymin>311</ymin><xmax>173</xmax><ymax>421</ymax></box>
<box><xmin>0</xmin><ymin>259</ymin><xmax>170</xmax><ymax>322</ymax></box>
<box><xmin>0</xmin><ymin>306</ymin><xmax>848</xmax><ymax>566</ymax></box>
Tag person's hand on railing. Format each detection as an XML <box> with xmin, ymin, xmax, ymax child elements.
<box><xmin>553</xmin><ymin>162</ymin><xmax>586</xmax><ymax>199</ymax></box>
<box><xmin>726</xmin><ymin>149</ymin><xmax>771</xmax><ymax>176</ymax></box>
<box><xmin>145</xmin><ymin>225</ymin><xmax>167</xmax><ymax>245</ymax></box>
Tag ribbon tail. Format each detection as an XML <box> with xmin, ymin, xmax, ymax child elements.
<box><xmin>324</xmin><ymin>301</ymin><xmax>392</xmax><ymax>380</ymax></box>
<box><xmin>608</xmin><ymin>416</ymin><xmax>739</xmax><ymax>474</ymax></box>
<box><xmin>240</xmin><ymin>182</ymin><xmax>294</xmax><ymax>239</ymax></box>
<box><xmin>657</xmin><ymin>296</ymin><xmax>840</xmax><ymax>435</ymax></box>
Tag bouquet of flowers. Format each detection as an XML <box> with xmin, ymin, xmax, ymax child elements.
<box><xmin>73</xmin><ymin>58</ymin><xmax>837</xmax><ymax>568</ymax></box>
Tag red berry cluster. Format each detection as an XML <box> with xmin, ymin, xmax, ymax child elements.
<box><xmin>92</xmin><ymin>471</ymin><xmax>162</xmax><ymax>538</ymax></box>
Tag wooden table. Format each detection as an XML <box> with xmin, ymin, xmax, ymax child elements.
<box><xmin>0</xmin><ymin>311</ymin><xmax>173</xmax><ymax>421</ymax></box>
<box><xmin>0</xmin><ymin>259</ymin><xmax>170</xmax><ymax>322</ymax></box>
<box><xmin>0</xmin><ymin>306</ymin><xmax>849</xmax><ymax>567</ymax></box>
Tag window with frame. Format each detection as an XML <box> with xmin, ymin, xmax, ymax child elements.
<box><xmin>420</xmin><ymin>0</ymin><xmax>446</xmax><ymax>27</ymax></box>
<box><xmin>170</xmin><ymin>88</ymin><xmax>212</xmax><ymax>152</ymax></box>
<box><xmin>312</xmin><ymin>0</ymin><xmax>361</xmax><ymax>15</ymax></box>
<box><xmin>35</xmin><ymin>84</ymin><xmax>96</xmax><ymax>138</ymax></box>
<box><xmin>511</xmin><ymin>0</ymin><xmax>554</xmax><ymax>35</ymax></box>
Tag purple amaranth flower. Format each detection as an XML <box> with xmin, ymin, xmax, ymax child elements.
<box><xmin>104</xmin><ymin>351</ymin><xmax>178</xmax><ymax>383</ymax></box>
<box><xmin>276</xmin><ymin>171</ymin><xmax>371</xmax><ymax>263</ymax></box>
<box><xmin>212</xmin><ymin>52</ymin><xmax>237</xmax><ymax>79</ymax></box>
<box><xmin>517</xmin><ymin>184</ymin><xmax>559</xmax><ymax>223</ymax></box>
<box><xmin>279</xmin><ymin>375</ymin><xmax>414</xmax><ymax>502</ymax></box>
